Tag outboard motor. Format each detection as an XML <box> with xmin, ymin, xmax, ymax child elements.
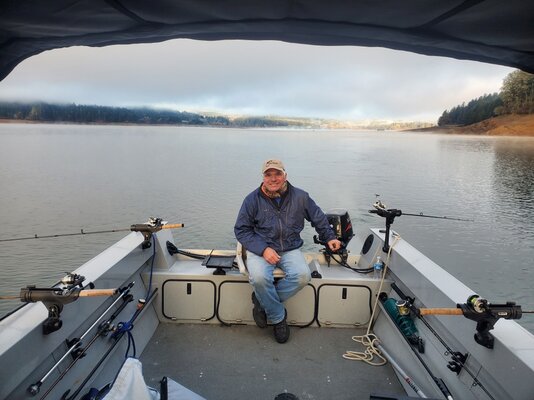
<box><xmin>313</xmin><ymin>209</ymin><xmax>354</xmax><ymax>269</ymax></box>
<box><xmin>326</xmin><ymin>209</ymin><xmax>354</xmax><ymax>249</ymax></box>
<box><xmin>314</xmin><ymin>209</ymin><xmax>354</xmax><ymax>254</ymax></box>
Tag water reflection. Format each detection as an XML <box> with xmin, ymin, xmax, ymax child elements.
<box><xmin>0</xmin><ymin>126</ymin><xmax>533</xmax><ymax>332</ymax></box>
<box><xmin>493</xmin><ymin>140</ymin><xmax>534</xmax><ymax>209</ymax></box>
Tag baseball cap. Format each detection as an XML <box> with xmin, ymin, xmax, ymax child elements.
<box><xmin>262</xmin><ymin>159</ymin><xmax>285</xmax><ymax>174</ymax></box>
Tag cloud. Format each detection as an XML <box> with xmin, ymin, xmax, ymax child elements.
<box><xmin>0</xmin><ymin>39</ymin><xmax>514</xmax><ymax>122</ymax></box>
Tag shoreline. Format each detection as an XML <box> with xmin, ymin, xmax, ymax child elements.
<box><xmin>406</xmin><ymin>114</ymin><xmax>534</xmax><ymax>136</ymax></box>
<box><xmin>2</xmin><ymin>114</ymin><xmax>534</xmax><ymax>136</ymax></box>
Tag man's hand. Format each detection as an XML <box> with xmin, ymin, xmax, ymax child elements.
<box><xmin>327</xmin><ymin>239</ymin><xmax>342</xmax><ymax>252</ymax></box>
<box><xmin>262</xmin><ymin>247</ymin><xmax>281</xmax><ymax>265</ymax></box>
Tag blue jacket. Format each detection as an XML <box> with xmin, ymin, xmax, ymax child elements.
<box><xmin>234</xmin><ymin>182</ymin><xmax>336</xmax><ymax>256</ymax></box>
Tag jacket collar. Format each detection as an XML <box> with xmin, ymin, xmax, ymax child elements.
<box><xmin>258</xmin><ymin>181</ymin><xmax>291</xmax><ymax>209</ymax></box>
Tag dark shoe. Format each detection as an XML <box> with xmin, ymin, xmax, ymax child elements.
<box><xmin>273</xmin><ymin>313</ymin><xmax>290</xmax><ymax>343</ymax></box>
<box><xmin>251</xmin><ymin>292</ymin><xmax>267</xmax><ymax>328</ymax></box>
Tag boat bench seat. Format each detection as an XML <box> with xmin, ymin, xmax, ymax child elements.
<box><xmin>236</xmin><ymin>242</ymin><xmax>286</xmax><ymax>278</ymax></box>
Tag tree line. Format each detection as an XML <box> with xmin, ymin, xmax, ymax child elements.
<box><xmin>0</xmin><ymin>102</ymin><xmax>303</xmax><ymax>128</ymax></box>
<box><xmin>438</xmin><ymin>70</ymin><xmax>534</xmax><ymax>126</ymax></box>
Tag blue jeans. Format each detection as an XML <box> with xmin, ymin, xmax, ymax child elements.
<box><xmin>246</xmin><ymin>249</ymin><xmax>311</xmax><ymax>324</ymax></box>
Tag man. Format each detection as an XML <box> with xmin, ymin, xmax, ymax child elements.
<box><xmin>234</xmin><ymin>159</ymin><xmax>341</xmax><ymax>343</ymax></box>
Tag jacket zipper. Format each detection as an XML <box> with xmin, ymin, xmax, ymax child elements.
<box><xmin>262</xmin><ymin>186</ymin><xmax>288</xmax><ymax>252</ymax></box>
<box><xmin>278</xmin><ymin>211</ymin><xmax>284</xmax><ymax>251</ymax></box>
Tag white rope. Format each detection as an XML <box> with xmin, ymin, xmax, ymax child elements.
<box><xmin>342</xmin><ymin>333</ymin><xmax>387</xmax><ymax>365</ymax></box>
<box><xmin>343</xmin><ymin>234</ymin><xmax>402</xmax><ymax>366</ymax></box>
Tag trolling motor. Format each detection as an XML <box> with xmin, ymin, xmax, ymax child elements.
<box><xmin>314</xmin><ymin>209</ymin><xmax>354</xmax><ymax>265</ymax></box>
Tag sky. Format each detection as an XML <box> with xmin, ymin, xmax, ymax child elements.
<box><xmin>0</xmin><ymin>39</ymin><xmax>515</xmax><ymax>123</ymax></box>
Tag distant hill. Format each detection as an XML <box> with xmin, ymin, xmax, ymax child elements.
<box><xmin>0</xmin><ymin>101</ymin><xmax>431</xmax><ymax>130</ymax></box>
<box><xmin>438</xmin><ymin>93</ymin><xmax>502</xmax><ymax>126</ymax></box>
<box><xmin>0</xmin><ymin>102</ymin><xmax>231</xmax><ymax>126</ymax></box>
<box><xmin>425</xmin><ymin>70</ymin><xmax>534</xmax><ymax>136</ymax></box>
<box><xmin>437</xmin><ymin>70</ymin><xmax>534</xmax><ymax>129</ymax></box>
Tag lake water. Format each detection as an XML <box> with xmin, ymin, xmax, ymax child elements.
<box><xmin>0</xmin><ymin>123</ymin><xmax>533</xmax><ymax>332</ymax></box>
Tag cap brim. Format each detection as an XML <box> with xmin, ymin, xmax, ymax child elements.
<box><xmin>263</xmin><ymin>167</ymin><xmax>285</xmax><ymax>173</ymax></box>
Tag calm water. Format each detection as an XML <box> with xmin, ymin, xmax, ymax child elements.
<box><xmin>0</xmin><ymin>123</ymin><xmax>533</xmax><ymax>332</ymax></box>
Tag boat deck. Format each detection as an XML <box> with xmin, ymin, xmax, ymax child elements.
<box><xmin>140</xmin><ymin>322</ymin><xmax>405</xmax><ymax>400</ymax></box>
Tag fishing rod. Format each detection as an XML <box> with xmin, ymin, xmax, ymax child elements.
<box><xmin>0</xmin><ymin>218</ymin><xmax>184</xmax><ymax>249</ymax></box>
<box><xmin>389</xmin><ymin>283</ymin><xmax>532</xmax><ymax>400</ymax></box>
<box><xmin>418</xmin><ymin>294</ymin><xmax>528</xmax><ymax>349</ymax></box>
<box><xmin>391</xmin><ymin>284</ymin><xmax>491</xmax><ymax>399</ymax></box>
<box><xmin>27</xmin><ymin>282</ymin><xmax>134</xmax><ymax>396</ymax></box>
<box><xmin>374</xmin><ymin>342</ymin><xmax>429</xmax><ymax>398</ymax></box>
<box><xmin>0</xmin><ymin>228</ymin><xmax>131</xmax><ymax>242</ymax></box>
<box><xmin>400</xmin><ymin>212</ymin><xmax>473</xmax><ymax>222</ymax></box>
<box><xmin>0</xmin><ymin>273</ymin><xmax>90</xmax><ymax>322</ymax></box>
<box><xmin>396</xmin><ymin>282</ymin><xmax>534</xmax><ymax>339</ymax></box>
<box><xmin>369</xmin><ymin>200</ymin><xmax>473</xmax><ymax>252</ymax></box>
<box><xmin>61</xmin><ymin>287</ymin><xmax>158</xmax><ymax>400</ymax></box>
<box><xmin>38</xmin><ymin>289</ymin><xmax>135</xmax><ymax>400</ymax></box>
<box><xmin>0</xmin><ymin>272</ymin><xmax>121</xmax><ymax>334</ymax></box>
<box><xmin>379</xmin><ymin>294</ymin><xmax>454</xmax><ymax>400</ymax></box>
<box><xmin>0</xmin><ymin>288</ymin><xmax>117</xmax><ymax>301</ymax></box>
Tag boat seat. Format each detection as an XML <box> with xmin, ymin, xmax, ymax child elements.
<box><xmin>236</xmin><ymin>242</ymin><xmax>286</xmax><ymax>279</ymax></box>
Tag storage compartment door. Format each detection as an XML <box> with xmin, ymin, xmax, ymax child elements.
<box><xmin>162</xmin><ymin>280</ymin><xmax>216</xmax><ymax>322</ymax></box>
<box><xmin>317</xmin><ymin>284</ymin><xmax>371</xmax><ymax>327</ymax></box>
<box><xmin>218</xmin><ymin>282</ymin><xmax>316</xmax><ymax>326</ymax></box>
<box><xmin>218</xmin><ymin>281</ymin><xmax>253</xmax><ymax>324</ymax></box>
<box><xmin>285</xmin><ymin>284</ymin><xmax>316</xmax><ymax>326</ymax></box>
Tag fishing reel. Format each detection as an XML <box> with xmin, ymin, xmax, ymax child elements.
<box><xmin>416</xmin><ymin>294</ymin><xmax>524</xmax><ymax>349</ymax></box>
<box><xmin>458</xmin><ymin>294</ymin><xmax>522</xmax><ymax>349</ymax></box>
<box><xmin>369</xmin><ymin>197</ymin><xmax>473</xmax><ymax>253</ymax></box>
<box><xmin>130</xmin><ymin>217</ymin><xmax>163</xmax><ymax>249</ymax></box>
<box><xmin>369</xmin><ymin>200</ymin><xmax>402</xmax><ymax>252</ymax></box>
<box><xmin>19</xmin><ymin>273</ymin><xmax>91</xmax><ymax>335</ymax></box>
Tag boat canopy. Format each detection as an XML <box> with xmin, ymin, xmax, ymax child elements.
<box><xmin>1</xmin><ymin>0</ymin><xmax>533</xmax><ymax>81</ymax></box>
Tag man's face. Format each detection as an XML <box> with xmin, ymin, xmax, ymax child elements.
<box><xmin>263</xmin><ymin>168</ymin><xmax>287</xmax><ymax>192</ymax></box>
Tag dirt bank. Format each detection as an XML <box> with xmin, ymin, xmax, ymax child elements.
<box><xmin>412</xmin><ymin>114</ymin><xmax>534</xmax><ymax>136</ymax></box>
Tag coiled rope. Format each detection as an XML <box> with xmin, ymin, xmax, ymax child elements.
<box><xmin>343</xmin><ymin>234</ymin><xmax>402</xmax><ymax>365</ymax></box>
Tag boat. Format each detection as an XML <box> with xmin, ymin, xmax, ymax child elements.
<box><xmin>1</xmin><ymin>2</ymin><xmax>533</xmax><ymax>399</ymax></box>
<box><xmin>1</xmin><ymin>207</ymin><xmax>532</xmax><ymax>399</ymax></box>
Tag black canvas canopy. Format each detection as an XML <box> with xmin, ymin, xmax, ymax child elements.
<box><xmin>1</xmin><ymin>0</ymin><xmax>533</xmax><ymax>81</ymax></box>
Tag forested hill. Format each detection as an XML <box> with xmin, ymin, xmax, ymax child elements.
<box><xmin>438</xmin><ymin>70</ymin><xmax>534</xmax><ymax>126</ymax></box>
<box><xmin>0</xmin><ymin>101</ymin><xmax>432</xmax><ymax>130</ymax></box>
<box><xmin>0</xmin><ymin>102</ymin><xmax>296</xmax><ymax>128</ymax></box>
